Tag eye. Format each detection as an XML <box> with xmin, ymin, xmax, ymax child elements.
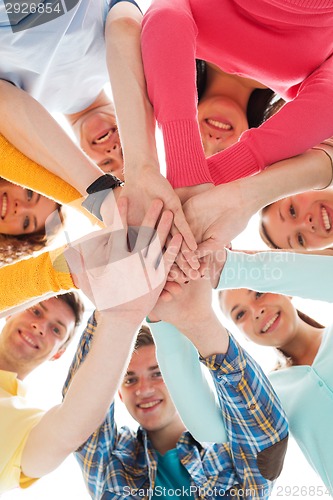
<box><xmin>52</xmin><ymin>326</ymin><xmax>61</xmax><ymax>335</ymax></box>
<box><xmin>26</xmin><ymin>189</ymin><xmax>33</xmax><ymax>201</ymax></box>
<box><xmin>23</xmin><ymin>216</ymin><xmax>30</xmax><ymax>230</ymax></box>
<box><xmin>297</xmin><ymin>233</ymin><xmax>305</xmax><ymax>247</ymax></box>
<box><xmin>289</xmin><ymin>204</ymin><xmax>296</xmax><ymax>218</ymax></box>
<box><xmin>123</xmin><ymin>377</ymin><xmax>137</xmax><ymax>386</ymax></box>
<box><xmin>235</xmin><ymin>310</ymin><xmax>245</xmax><ymax>321</ymax></box>
<box><xmin>30</xmin><ymin>307</ymin><xmax>41</xmax><ymax>317</ymax></box>
<box><xmin>255</xmin><ymin>292</ymin><xmax>263</xmax><ymax>299</ymax></box>
<box><xmin>152</xmin><ymin>371</ymin><xmax>162</xmax><ymax>379</ymax></box>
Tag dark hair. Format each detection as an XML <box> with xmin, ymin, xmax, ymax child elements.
<box><xmin>56</xmin><ymin>291</ymin><xmax>85</xmax><ymax>348</ymax></box>
<box><xmin>134</xmin><ymin>324</ymin><xmax>155</xmax><ymax>351</ymax></box>
<box><xmin>196</xmin><ymin>59</ymin><xmax>285</xmax><ymax>129</ymax></box>
<box><xmin>258</xmin><ymin>205</ymin><xmax>280</xmax><ymax>249</ymax></box>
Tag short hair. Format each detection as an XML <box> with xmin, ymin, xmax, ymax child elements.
<box><xmin>134</xmin><ymin>324</ymin><xmax>155</xmax><ymax>351</ymax></box>
<box><xmin>258</xmin><ymin>205</ymin><xmax>281</xmax><ymax>250</ymax></box>
<box><xmin>55</xmin><ymin>291</ymin><xmax>85</xmax><ymax>348</ymax></box>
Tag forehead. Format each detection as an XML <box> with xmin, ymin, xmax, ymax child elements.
<box><xmin>127</xmin><ymin>345</ymin><xmax>158</xmax><ymax>373</ymax></box>
<box><xmin>17</xmin><ymin>298</ymin><xmax>75</xmax><ymax>327</ymax></box>
<box><xmin>220</xmin><ymin>289</ymin><xmax>249</xmax><ymax>313</ymax></box>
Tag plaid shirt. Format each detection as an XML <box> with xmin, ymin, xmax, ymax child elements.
<box><xmin>63</xmin><ymin>315</ymin><xmax>288</xmax><ymax>500</ymax></box>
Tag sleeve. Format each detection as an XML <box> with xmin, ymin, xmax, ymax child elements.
<box><xmin>217</xmin><ymin>249</ymin><xmax>333</xmax><ymax>302</ymax></box>
<box><xmin>0</xmin><ymin>248</ymin><xmax>75</xmax><ymax>314</ymax></box>
<box><xmin>201</xmin><ymin>333</ymin><xmax>289</xmax><ymax>493</ymax></box>
<box><xmin>149</xmin><ymin>321</ymin><xmax>227</xmax><ymax>443</ymax></box>
<box><xmin>141</xmin><ymin>0</ymin><xmax>213</xmax><ymax>188</ymax></box>
<box><xmin>0</xmin><ymin>134</ymin><xmax>81</xmax><ymax>205</ymax></box>
<box><xmin>208</xmin><ymin>54</ymin><xmax>333</xmax><ymax>185</ymax></box>
<box><xmin>109</xmin><ymin>0</ymin><xmax>142</xmax><ymax>12</ymax></box>
<box><xmin>62</xmin><ymin>314</ymin><xmax>119</xmax><ymax>499</ymax></box>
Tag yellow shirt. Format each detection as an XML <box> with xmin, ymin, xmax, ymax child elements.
<box><xmin>0</xmin><ymin>370</ymin><xmax>45</xmax><ymax>493</ymax></box>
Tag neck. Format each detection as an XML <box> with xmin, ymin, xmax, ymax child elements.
<box><xmin>147</xmin><ymin>418</ymin><xmax>186</xmax><ymax>455</ymax></box>
<box><xmin>279</xmin><ymin>321</ymin><xmax>324</xmax><ymax>366</ymax></box>
<box><xmin>0</xmin><ymin>358</ymin><xmax>29</xmax><ymax>380</ymax></box>
<box><xmin>204</xmin><ymin>63</ymin><xmax>266</xmax><ymax>112</ymax></box>
<box><xmin>65</xmin><ymin>90</ymin><xmax>112</xmax><ymax>126</ymax></box>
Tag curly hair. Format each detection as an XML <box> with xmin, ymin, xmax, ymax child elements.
<box><xmin>0</xmin><ymin>204</ymin><xmax>64</xmax><ymax>267</ymax></box>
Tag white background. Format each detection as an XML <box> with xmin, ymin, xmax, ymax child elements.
<box><xmin>3</xmin><ymin>0</ymin><xmax>333</xmax><ymax>498</ymax></box>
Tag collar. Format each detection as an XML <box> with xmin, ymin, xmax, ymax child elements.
<box><xmin>0</xmin><ymin>369</ymin><xmax>27</xmax><ymax>396</ymax></box>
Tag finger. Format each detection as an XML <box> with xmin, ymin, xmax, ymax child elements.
<box><xmin>170</xmin><ymin>223</ymin><xmax>199</xmax><ymax>273</ymax></box>
<box><xmin>167</xmin><ymin>263</ymin><xmax>188</xmax><ymax>284</ymax></box>
<box><xmin>198</xmin><ymin>255</ymin><xmax>211</xmax><ymax>279</ymax></box>
<box><xmin>174</xmin><ymin>250</ymin><xmax>200</xmax><ymax>280</ymax></box>
<box><xmin>144</xmin><ymin>209</ymin><xmax>174</xmax><ymax>265</ymax></box>
<box><xmin>161</xmin><ymin>233</ymin><xmax>183</xmax><ymax>276</ymax></box>
<box><xmin>196</xmin><ymin>239</ymin><xmax>216</xmax><ymax>259</ymax></box>
<box><xmin>114</xmin><ymin>196</ymin><xmax>128</xmax><ymax>232</ymax></box>
<box><xmin>173</xmin><ymin>208</ymin><xmax>197</xmax><ymax>251</ymax></box>
<box><xmin>135</xmin><ymin>199</ymin><xmax>164</xmax><ymax>253</ymax></box>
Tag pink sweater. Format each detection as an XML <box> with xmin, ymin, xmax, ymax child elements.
<box><xmin>141</xmin><ymin>0</ymin><xmax>333</xmax><ymax>187</ymax></box>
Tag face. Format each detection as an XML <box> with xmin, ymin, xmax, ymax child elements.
<box><xmin>0</xmin><ymin>298</ymin><xmax>75</xmax><ymax>378</ymax></box>
<box><xmin>0</xmin><ymin>181</ymin><xmax>58</xmax><ymax>236</ymax></box>
<box><xmin>198</xmin><ymin>96</ymin><xmax>248</xmax><ymax>157</ymax></box>
<box><xmin>262</xmin><ymin>189</ymin><xmax>333</xmax><ymax>250</ymax></box>
<box><xmin>220</xmin><ymin>289</ymin><xmax>298</xmax><ymax>348</ymax></box>
<box><xmin>119</xmin><ymin>345</ymin><xmax>179</xmax><ymax>433</ymax></box>
<box><xmin>72</xmin><ymin>103</ymin><xmax>124</xmax><ymax>180</ymax></box>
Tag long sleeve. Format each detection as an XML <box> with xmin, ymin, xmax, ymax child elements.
<box><xmin>218</xmin><ymin>249</ymin><xmax>333</xmax><ymax>302</ymax></box>
<box><xmin>201</xmin><ymin>333</ymin><xmax>288</xmax><ymax>496</ymax></box>
<box><xmin>0</xmin><ymin>248</ymin><xmax>74</xmax><ymax>313</ymax></box>
<box><xmin>141</xmin><ymin>0</ymin><xmax>213</xmax><ymax>188</ymax></box>
<box><xmin>149</xmin><ymin>321</ymin><xmax>227</xmax><ymax>443</ymax></box>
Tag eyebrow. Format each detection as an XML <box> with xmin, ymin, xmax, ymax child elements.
<box><xmin>230</xmin><ymin>290</ymin><xmax>251</xmax><ymax>314</ymax></box>
<box><xmin>125</xmin><ymin>365</ymin><xmax>160</xmax><ymax>377</ymax></box>
<box><xmin>39</xmin><ymin>302</ymin><xmax>67</xmax><ymax>329</ymax></box>
<box><xmin>279</xmin><ymin>209</ymin><xmax>285</xmax><ymax>222</ymax></box>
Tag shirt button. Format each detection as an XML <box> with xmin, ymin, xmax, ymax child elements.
<box><xmin>249</xmin><ymin>403</ymin><xmax>257</xmax><ymax>410</ymax></box>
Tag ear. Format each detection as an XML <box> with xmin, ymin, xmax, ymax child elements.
<box><xmin>50</xmin><ymin>349</ymin><xmax>66</xmax><ymax>361</ymax></box>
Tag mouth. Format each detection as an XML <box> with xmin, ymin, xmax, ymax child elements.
<box><xmin>92</xmin><ymin>128</ymin><xmax>117</xmax><ymax>145</ymax></box>
<box><xmin>1</xmin><ymin>193</ymin><xmax>8</xmax><ymax>219</ymax></box>
<box><xmin>321</xmin><ymin>205</ymin><xmax>331</xmax><ymax>232</ymax></box>
<box><xmin>205</xmin><ymin>118</ymin><xmax>232</xmax><ymax>132</ymax></box>
<box><xmin>18</xmin><ymin>329</ymin><xmax>39</xmax><ymax>349</ymax></box>
<box><xmin>137</xmin><ymin>399</ymin><xmax>162</xmax><ymax>411</ymax></box>
<box><xmin>261</xmin><ymin>312</ymin><xmax>280</xmax><ymax>334</ymax></box>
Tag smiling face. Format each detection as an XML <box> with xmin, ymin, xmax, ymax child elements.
<box><xmin>0</xmin><ymin>298</ymin><xmax>76</xmax><ymax>379</ymax></box>
<box><xmin>119</xmin><ymin>345</ymin><xmax>179</xmax><ymax>433</ymax></box>
<box><xmin>0</xmin><ymin>181</ymin><xmax>58</xmax><ymax>236</ymax></box>
<box><xmin>198</xmin><ymin>96</ymin><xmax>249</xmax><ymax>156</ymax></box>
<box><xmin>72</xmin><ymin>103</ymin><xmax>124</xmax><ymax>180</ymax></box>
<box><xmin>220</xmin><ymin>289</ymin><xmax>298</xmax><ymax>348</ymax></box>
<box><xmin>261</xmin><ymin>189</ymin><xmax>333</xmax><ymax>250</ymax></box>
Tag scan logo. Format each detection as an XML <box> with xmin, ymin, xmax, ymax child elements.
<box><xmin>4</xmin><ymin>0</ymin><xmax>80</xmax><ymax>33</ymax></box>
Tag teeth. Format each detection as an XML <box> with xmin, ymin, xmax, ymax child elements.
<box><xmin>1</xmin><ymin>193</ymin><xmax>7</xmax><ymax>219</ymax></box>
<box><xmin>321</xmin><ymin>207</ymin><xmax>331</xmax><ymax>231</ymax></box>
<box><xmin>138</xmin><ymin>401</ymin><xmax>160</xmax><ymax>409</ymax></box>
<box><xmin>20</xmin><ymin>331</ymin><xmax>38</xmax><ymax>348</ymax></box>
<box><xmin>261</xmin><ymin>313</ymin><xmax>279</xmax><ymax>333</ymax></box>
<box><xmin>94</xmin><ymin>129</ymin><xmax>114</xmax><ymax>144</ymax></box>
<box><xmin>206</xmin><ymin>119</ymin><xmax>231</xmax><ymax>131</ymax></box>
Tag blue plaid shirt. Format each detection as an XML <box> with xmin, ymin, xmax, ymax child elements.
<box><xmin>63</xmin><ymin>315</ymin><xmax>288</xmax><ymax>500</ymax></box>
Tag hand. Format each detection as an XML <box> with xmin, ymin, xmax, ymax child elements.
<box><xmin>65</xmin><ymin>197</ymin><xmax>182</xmax><ymax>320</ymax></box>
<box><xmin>121</xmin><ymin>165</ymin><xmax>198</xmax><ymax>261</ymax></box>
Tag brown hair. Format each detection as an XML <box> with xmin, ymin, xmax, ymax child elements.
<box><xmin>134</xmin><ymin>324</ymin><xmax>155</xmax><ymax>351</ymax></box>
<box><xmin>0</xmin><ymin>204</ymin><xmax>64</xmax><ymax>266</ymax></box>
<box><xmin>56</xmin><ymin>291</ymin><xmax>85</xmax><ymax>349</ymax></box>
<box><xmin>258</xmin><ymin>205</ymin><xmax>281</xmax><ymax>249</ymax></box>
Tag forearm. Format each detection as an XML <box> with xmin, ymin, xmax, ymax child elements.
<box><xmin>106</xmin><ymin>3</ymin><xmax>159</xmax><ymax>173</ymax></box>
<box><xmin>150</xmin><ymin>320</ymin><xmax>227</xmax><ymax>443</ymax></box>
<box><xmin>0</xmin><ymin>80</ymin><xmax>104</xmax><ymax>194</ymax></box>
<box><xmin>21</xmin><ymin>311</ymin><xmax>140</xmax><ymax>478</ymax></box>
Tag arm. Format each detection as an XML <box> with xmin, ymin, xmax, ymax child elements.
<box><xmin>208</xmin><ymin>55</ymin><xmax>333</xmax><ymax>185</ymax></box>
<box><xmin>105</xmin><ymin>1</ymin><xmax>197</xmax><ymax>252</ymax></box>
<box><xmin>217</xmin><ymin>248</ymin><xmax>333</xmax><ymax>302</ymax></box>
<box><xmin>183</xmin><ymin>146</ymin><xmax>333</xmax><ymax>256</ymax></box>
<box><xmin>20</xmin><ymin>198</ymin><xmax>181</xmax><ymax>479</ymax></box>
<box><xmin>0</xmin><ymin>81</ymin><xmax>105</xmax><ymax>195</ymax></box>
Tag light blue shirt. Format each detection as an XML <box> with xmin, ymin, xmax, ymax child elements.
<box><xmin>0</xmin><ymin>0</ymin><xmax>110</xmax><ymax>113</ymax></box>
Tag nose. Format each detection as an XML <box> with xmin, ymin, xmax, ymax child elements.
<box><xmin>31</xmin><ymin>321</ymin><xmax>46</xmax><ymax>336</ymax></box>
<box><xmin>135</xmin><ymin>380</ymin><xmax>155</xmax><ymax>397</ymax></box>
<box><xmin>254</xmin><ymin>307</ymin><xmax>265</xmax><ymax>320</ymax></box>
<box><xmin>303</xmin><ymin>213</ymin><xmax>316</xmax><ymax>232</ymax></box>
<box><xmin>13</xmin><ymin>199</ymin><xmax>30</xmax><ymax>215</ymax></box>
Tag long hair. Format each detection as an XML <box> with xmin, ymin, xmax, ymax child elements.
<box><xmin>196</xmin><ymin>59</ymin><xmax>285</xmax><ymax>129</ymax></box>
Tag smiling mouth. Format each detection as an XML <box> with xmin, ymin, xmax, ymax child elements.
<box><xmin>205</xmin><ymin>119</ymin><xmax>232</xmax><ymax>131</ymax></box>
<box><xmin>1</xmin><ymin>193</ymin><xmax>8</xmax><ymax>219</ymax></box>
<box><xmin>93</xmin><ymin>128</ymin><xmax>116</xmax><ymax>144</ymax></box>
<box><xmin>18</xmin><ymin>329</ymin><xmax>39</xmax><ymax>349</ymax></box>
<box><xmin>261</xmin><ymin>313</ymin><xmax>280</xmax><ymax>333</ymax></box>
<box><xmin>137</xmin><ymin>400</ymin><xmax>162</xmax><ymax>410</ymax></box>
<box><xmin>321</xmin><ymin>206</ymin><xmax>331</xmax><ymax>232</ymax></box>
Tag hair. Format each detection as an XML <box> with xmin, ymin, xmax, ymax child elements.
<box><xmin>55</xmin><ymin>291</ymin><xmax>85</xmax><ymax>349</ymax></box>
<box><xmin>258</xmin><ymin>205</ymin><xmax>280</xmax><ymax>249</ymax></box>
<box><xmin>0</xmin><ymin>204</ymin><xmax>64</xmax><ymax>267</ymax></box>
<box><xmin>134</xmin><ymin>324</ymin><xmax>155</xmax><ymax>351</ymax></box>
<box><xmin>196</xmin><ymin>59</ymin><xmax>285</xmax><ymax>129</ymax></box>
